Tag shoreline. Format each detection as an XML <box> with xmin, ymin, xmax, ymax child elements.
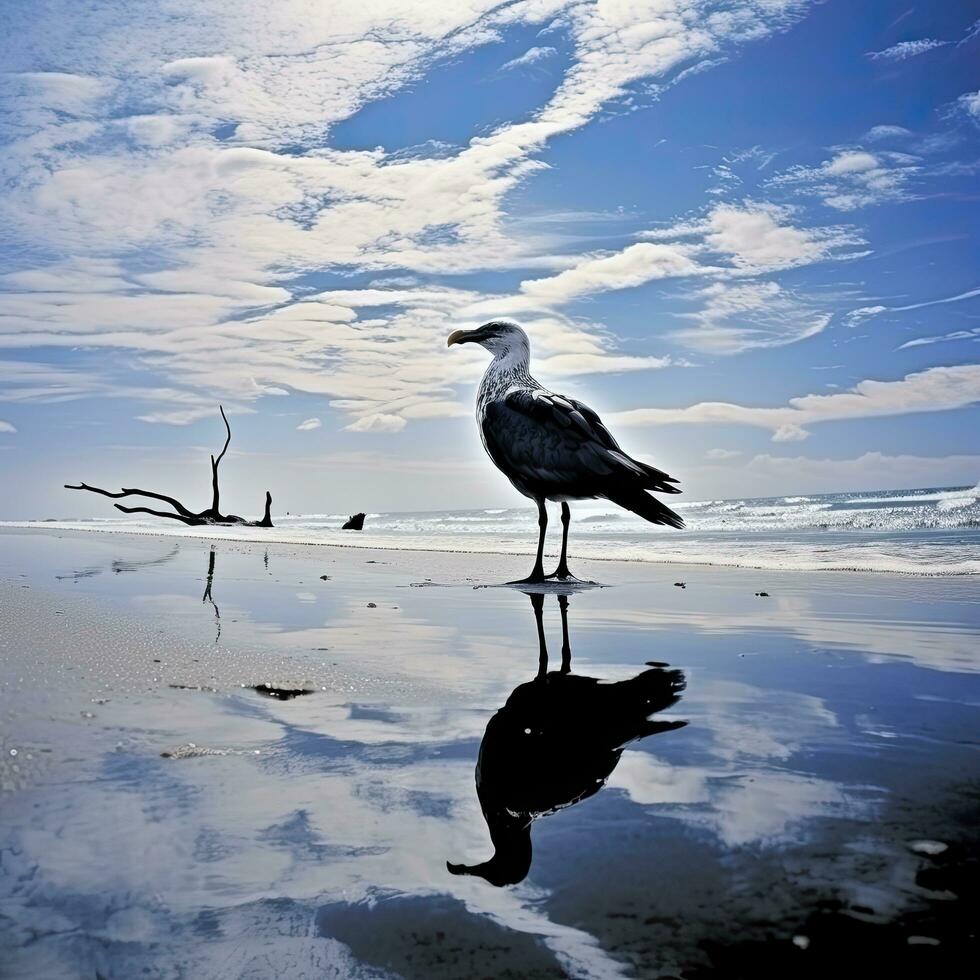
<box><xmin>2</xmin><ymin>521</ymin><xmax>977</xmax><ymax>577</ymax></box>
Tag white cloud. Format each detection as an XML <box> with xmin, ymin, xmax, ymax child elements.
<box><xmin>843</xmin><ymin>305</ymin><xmax>887</xmax><ymax>326</ymax></box>
<box><xmin>704</xmin><ymin>146</ymin><xmax>778</xmax><ymax>196</ymax></box>
<box><xmin>2</xmin><ymin>71</ymin><xmax>114</xmax><ymax>118</ymax></box>
<box><xmin>702</xmin><ymin>202</ymin><xmax>827</xmax><ymax>267</ymax></box>
<box><xmin>0</xmin><ymin>420</ymin><xmax>16</xmax><ymax>433</ymax></box>
<box><xmin>296</xmin><ymin>417</ymin><xmax>321</xmax><ymax>431</ymax></box>
<box><xmin>738</xmin><ymin>451</ymin><xmax>980</xmax><ymax>496</ymax></box>
<box><xmin>863</xmin><ymin>124</ymin><xmax>912</xmax><ymax>141</ymax></box>
<box><xmin>500</xmin><ymin>46</ymin><xmax>556</xmax><ymax>71</ymax></box>
<box><xmin>344</xmin><ymin>413</ymin><xmax>407</xmax><ymax>433</ymax></box>
<box><xmin>637</xmin><ymin>202</ymin><xmax>861</xmax><ymax>353</ymax></box>
<box><xmin>705</xmin><ymin>447</ymin><xmax>740</xmax><ymax>460</ymax></box>
<box><xmin>867</xmin><ymin>39</ymin><xmax>948</xmax><ymax>61</ymax></box>
<box><xmin>956</xmin><ymin>90</ymin><xmax>980</xmax><ymax>121</ymax></box>
<box><xmin>121</xmin><ymin>113</ymin><xmax>204</xmax><ymax>147</ymax></box>
<box><xmin>960</xmin><ymin>19</ymin><xmax>980</xmax><ymax>46</ymax></box>
<box><xmin>846</xmin><ymin>286</ymin><xmax>980</xmax><ymax>325</ymax></box>
<box><xmin>512</xmin><ymin>200</ymin><xmax>850</xmax><ymax>314</ymax></box>
<box><xmin>644</xmin><ymin>201</ymin><xmax>859</xmax><ymax>271</ymax></box>
<box><xmin>538</xmin><ymin>352</ymin><xmax>672</xmax><ymax>375</ymax></box>
<box><xmin>824</xmin><ymin>150</ymin><xmax>879</xmax><ymax>176</ymax></box>
<box><xmin>519</xmin><ymin>243</ymin><xmax>700</xmax><ymax>304</ymax></box>
<box><xmin>610</xmin><ymin>363</ymin><xmax>980</xmax><ymax>441</ymax></box>
<box><xmin>669</xmin><ymin>280</ymin><xmax>831</xmax><ymax>354</ymax></box>
<box><xmin>0</xmin><ymin>0</ymin><xmax>817</xmax><ymax>431</ymax></box>
<box><xmin>772</xmin><ymin>423</ymin><xmax>809</xmax><ymax>442</ymax></box>
<box><xmin>507</xmin><ymin>202</ymin><xmax>858</xmax><ymax>353</ymax></box>
<box><xmin>0</xmin><ymin>358</ymin><xmax>225</xmax><ymax>424</ymax></box>
<box><xmin>770</xmin><ymin>148</ymin><xmax>919</xmax><ymax>210</ymax></box>
<box><xmin>898</xmin><ymin>327</ymin><xmax>980</xmax><ymax>350</ymax></box>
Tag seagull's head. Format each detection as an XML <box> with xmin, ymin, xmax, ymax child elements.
<box><xmin>447</xmin><ymin>319</ymin><xmax>530</xmax><ymax>360</ymax></box>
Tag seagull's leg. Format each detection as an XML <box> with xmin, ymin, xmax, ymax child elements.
<box><xmin>532</xmin><ymin>592</ymin><xmax>548</xmax><ymax>679</ymax></box>
<box><xmin>558</xmin><ymin>594</ymin><xmax>571</xmax><ymax>674</ymax></box>
<box><xmin>546</xmin><ymin>502</ymin><xmax>574</xmax><ymax>580</ymax></box>
<box><xmin>507</xmin><ymin>498</ymin><xmax>548</xmax><ymax>584</ymax></box>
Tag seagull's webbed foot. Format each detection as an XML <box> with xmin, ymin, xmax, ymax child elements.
<box><xmin>543</xmin><ymin>563</ymin><xmax>598</xmax><ymax>586</ymax></box>
<box><xmin>505</xmin><ymin>573</ymin><xmax>549</xmax><ymax>586</ymax></box>
<box><xmin>545</xmin><ymin>561</ymin><xmax>573</xmax><ymax>581</ymax></box>
<box><xmin>544</xmin><ymin>570</ymin><xmax>588</xmax><ymax>584</ymax></box>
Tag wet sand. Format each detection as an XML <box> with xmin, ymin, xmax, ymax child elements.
<box><xmin>1</xmin><ymin>527</ymin><xmax>977</xmax><ymax>978</ymax></box>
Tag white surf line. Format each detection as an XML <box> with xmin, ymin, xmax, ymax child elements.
<box><xmin>4</xmin><ymin>522</ymin><xmax>977</xmax><ymax>576</ymax></box>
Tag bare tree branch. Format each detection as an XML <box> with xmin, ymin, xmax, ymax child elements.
<box><xmin>113</xmin><ymin>504</ymin><xmax>203</xmax><ymax>525</ymax></box>
<box><xmin>209</xmin><ymin>405</ymin><xmax>232</xmax><ymax>513</ymax></box>
<box><xmin>65</xmin><ymin>408</ymin><xmax>274</xmax><ymax>528</ymax></box>
<box><xmin>64</xmin><ymin>482</ymin><xmax>196</xmax><ymax>517</ymax></box>
<box><xmin>215</xmin><ymin>405</ymin><xmax>232</xmax><ymax>468</ymax></box>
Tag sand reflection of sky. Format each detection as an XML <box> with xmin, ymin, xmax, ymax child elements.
<box><xmin>2</xmin><ymin>529</ymin><xmax>978</xmax><ymax>977</ymax></box>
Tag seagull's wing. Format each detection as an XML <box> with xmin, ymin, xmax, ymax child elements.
<box><xmin>481</xmin><ymin>388</ymin><xmax>604</xmax><ymax>488</ymax></box>
<box><xmin>482</xmin><ymin>388</ymin><xmax>682</xmax><ymax>526</ymax></box>
<box><xmin>565</xmin><ymin>396</ymin><xmax>679</xmax><ymax>492</ymax></box>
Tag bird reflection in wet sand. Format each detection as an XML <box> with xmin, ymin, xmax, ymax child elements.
<box><xmin>448</xmin><ymin>591</ymin><xmax>686</xmax><ymax>886</ymax></box>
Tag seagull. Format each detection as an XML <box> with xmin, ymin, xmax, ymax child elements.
<box><xmin>447</xmin><ymin>319</ymin><xmax>683</xmax><ymax>583</ymax></box>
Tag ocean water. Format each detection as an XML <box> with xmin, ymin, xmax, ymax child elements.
<box><xmin>12</xmin><ymin>483</ymin><xmax>980</xmax><ymax>575</ymax></box>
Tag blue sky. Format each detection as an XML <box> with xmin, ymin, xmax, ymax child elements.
<box><xmin>1</xmin><ymin>0</ymin><xmax>978</xmax><ymax>518</ymax></box>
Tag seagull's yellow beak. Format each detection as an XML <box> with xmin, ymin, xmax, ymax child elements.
<box><xmin>446</xmin><ymin>329</ymin><xmax>469</xmax><ymax>347</ymax></box>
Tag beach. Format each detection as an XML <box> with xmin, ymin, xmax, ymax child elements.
<box><xmin>1</xmin><ymin>525</ymin><xmax>977</xmax><ymax>978</ymax></box>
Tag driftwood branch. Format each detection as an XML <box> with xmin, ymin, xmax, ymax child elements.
<box><xmin>65</xmin><ymin>406</ymin><xmax>275</xmax><ymax>528</ymax></box>
<box><xmin>210</xmin><ymin>405</ymin><xmax>232</xmax><ymax>514</ymax></box>
<box><xmin>63</xmin><ymin>482</ymin><xmax>196</xmax><ymax>518</ymax></box>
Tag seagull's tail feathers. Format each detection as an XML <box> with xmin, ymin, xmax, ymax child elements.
<box><xmin>605</xmin><ymin>486</ymin><xmax>685</xmax><ymax>529</ymax></box>
<box><xmin>636</xmin><ymin>460</ymin><xmax>682</xmax><ymax>494</ymax></box>
<box><xmin>602</xmin><ymin>449</ymin><xmax>681</xmax><ymax>494</ymax></box>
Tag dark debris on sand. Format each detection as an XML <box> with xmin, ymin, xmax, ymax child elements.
<box><xmin>251</xmin><ymin>683</ymin><xmax>314</xmax><ymax>700</ymax></box>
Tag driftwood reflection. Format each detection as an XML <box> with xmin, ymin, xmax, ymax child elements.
<box><xmin>202</xmin><ymin>546</ymin><xmax>220</xmax><ymax>643</ymax></box>
<box><xmin>55</xmin><ymin>544</ymin><xmax>181</xmax><ymax>581</ymax></box>
<box><xmin>448</xmin><ymin>591</ymin><xmax>686</xmax><ymax>886</ymax></box>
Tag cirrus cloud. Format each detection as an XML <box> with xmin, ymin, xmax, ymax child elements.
<box><xmin>867</xmin><ymin>39</ymin><xmax>948</xmax><ymax>61</ymax></box>
<box><xmin>610</xmin><ymin>363</ymin><xmax>980</xmax><ymax>441</ymax></box>
<box><xmin>500</xmin><ymin>46</ymin><xmax>557</xmax><ymax>72</ymax></box>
